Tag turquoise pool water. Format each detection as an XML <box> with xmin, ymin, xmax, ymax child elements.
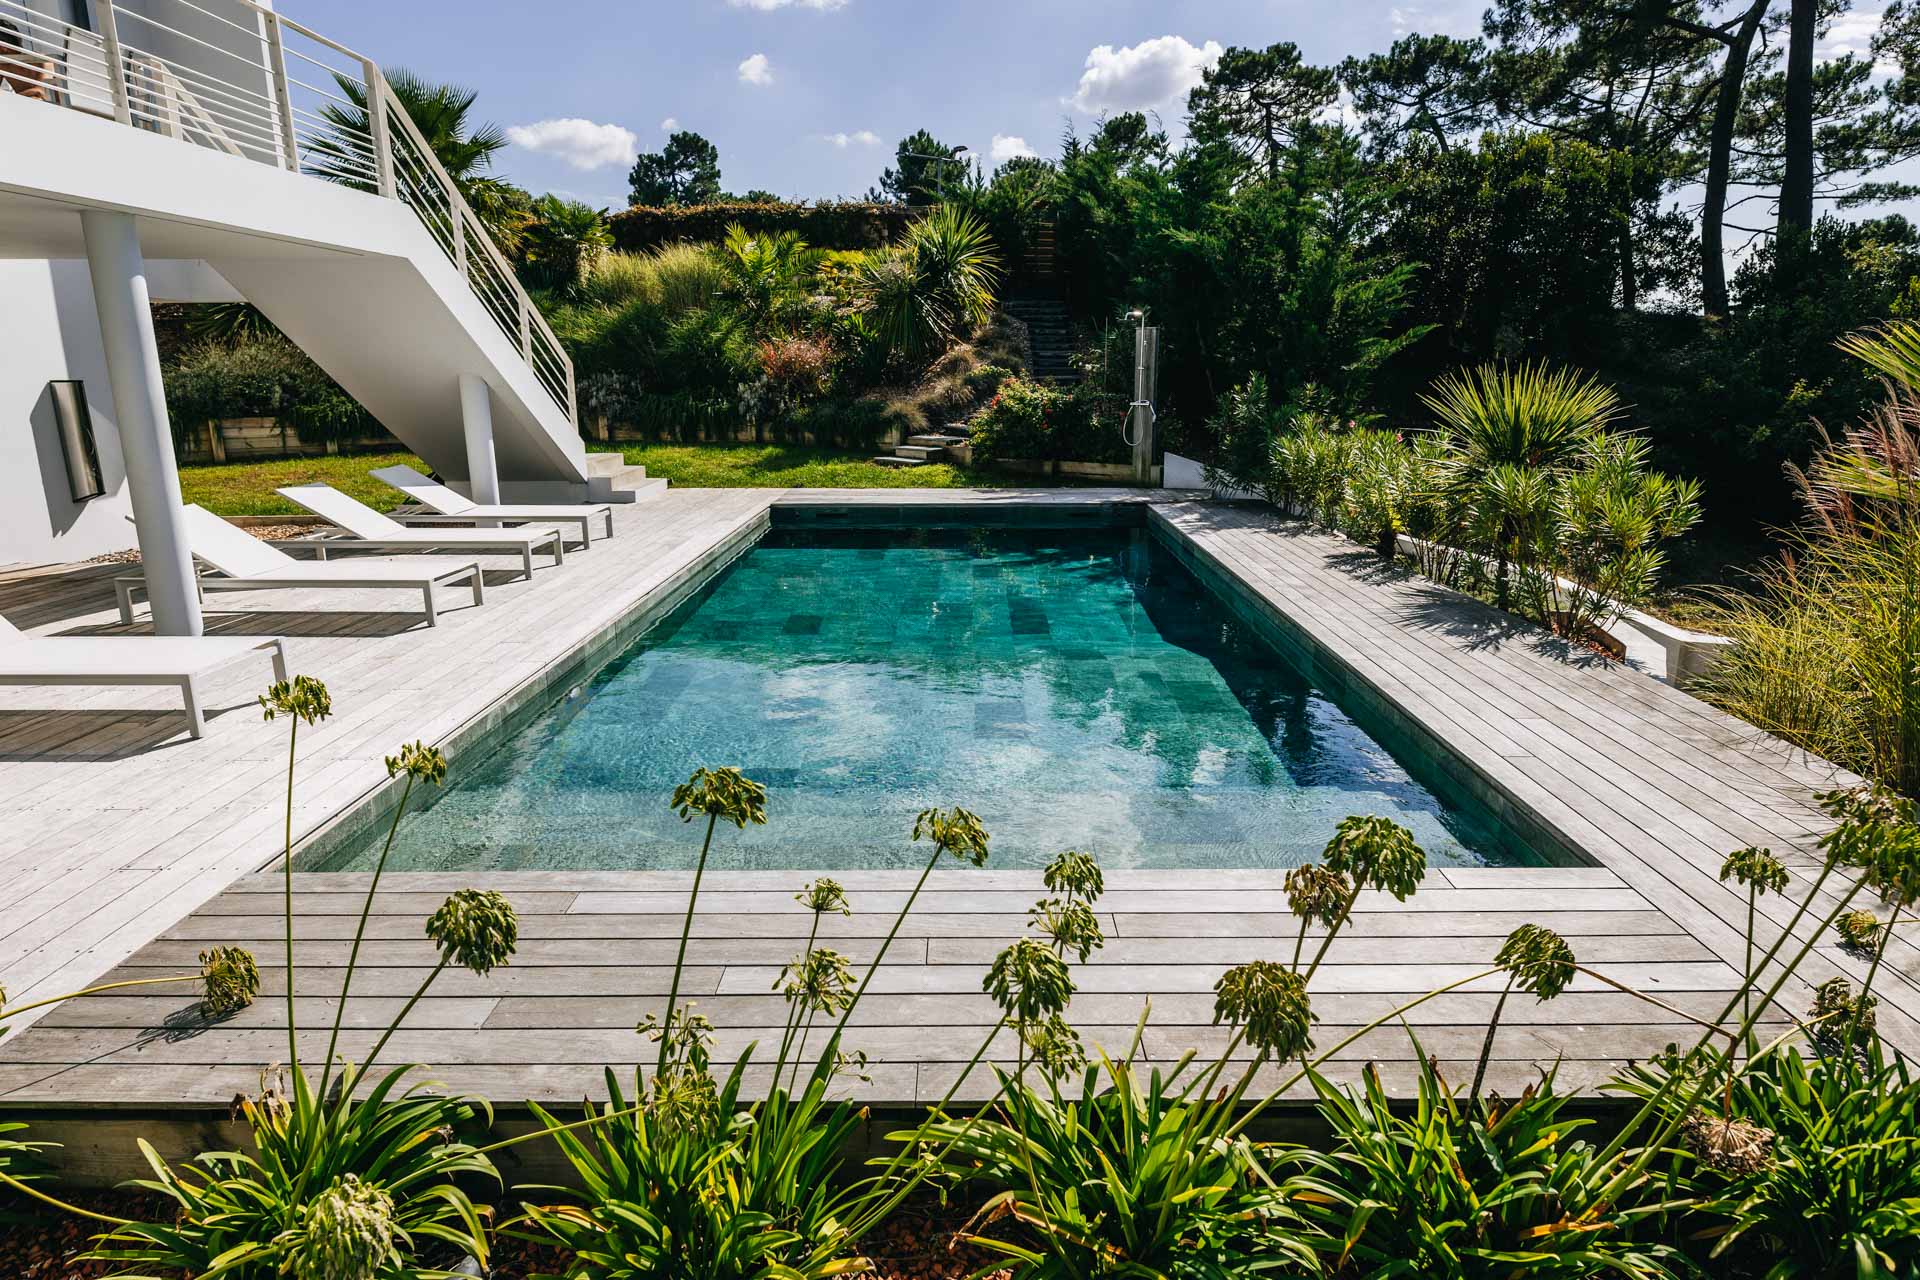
<box><xmin>318</xmin><ymin>526</ymin><xmax>1522</xmax><ymax>871</ymax></box>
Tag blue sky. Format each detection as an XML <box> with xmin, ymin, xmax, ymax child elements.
<box><xmin>307</xmin><ymin>0</ymin><xmax>1494</xmax><ymax>207</ymax></box>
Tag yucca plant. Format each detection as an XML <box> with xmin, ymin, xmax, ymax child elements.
<box><xmin>855</xmin><ymin>206</ymin><xmax>1001</xmax><ymax>362</ymax></box>
<box><xmin>1424</xmin><ymin>361</ymin><xmax>1620</xmax><ymax>611</ymax></box>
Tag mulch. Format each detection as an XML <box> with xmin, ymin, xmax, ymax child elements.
<box><xmin>0</xmin><ymin>1191</ymin><xmax>1006</xmax><ymax>1279</ymax></box>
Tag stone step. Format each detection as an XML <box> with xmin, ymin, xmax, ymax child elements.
<box><xmin>892</xmin><ymin>445</ymin><xmax>946</xmax><ymax>461</ymax></box>
<box><xmin>598</xmin><ymin>476</ymin><xmax>669</xmax><ymax>504</ymax></box>
<box><xmin>872</xmin><ymin>455</ymin><xmax>925</xmax><ymax>468</ymax></box>
<box><xmin>908</xmin><ymin>434</ymin><xmax>966</xmax><ymax>447</ymax></box>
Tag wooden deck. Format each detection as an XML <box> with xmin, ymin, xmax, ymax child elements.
<box><xmin>1</xmin><ymin>490</ymin><xmax>1911</xmax><ymax>1153</ymax></box>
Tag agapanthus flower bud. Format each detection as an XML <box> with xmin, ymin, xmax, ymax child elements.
<box><xmin>291</xmin><ymin>1175</ymin><xmax>396</xmax><ymax>1280</ymax></box>
<box><xmin>1837</xmin><ymin>909</ymin><xmax>1882</xmax><ymax>953</ymax></box>
<box><xmin>1042</xmin><ymin>850</ymin><xmax>1104</xmax><ymax>902</ymax></box>
<box><xmin>671</xmin><ymin>767</ymin><xmax>768</xmax><ymax>829</ymax></box>
<box><xmin>1023</xmin><ymin>1013</ymin><xmax>1087</xmax><ymax>1079</ymax></box>
<box><xmin>385</xmin><ymin>740</ymin><xmax>447</xmax><ymax>786</ymax></box>
<box><xmin>1321</xmin><ymin>815</ymin><xmax>1426</xmax><ymax>901</ymax></box>
<box><xmin>796</xmin><ymin>877</ymin><xmax>851</xmax><ymax>916</ymax></box>
<box><xmin>199</xmin><ymin>946</ymin><xmax>260</xmax><ymax>1016</ymax></box>
<box><xmin>1213</xmin><ymin>960</ymin><xmax>1315</xmax><ymax>1061</ymax></box>
<box><xmin>1719</xmin><ymin>846</ymin><xmax>1788</xmax><ymax>895</ymax></box>
<box><xmin>777</xmin><ymin>947</ymin><xmax>857</xmax><ymax>1016</ymax></box>
<box><xmin>259</xmin><ymin>675</ymin><xmax>331</xmax><ymax>725</ymax></box>
<box><xmin>1284</xmin><ymin>863</ymin><xmax>1351</xmax><ymax>929</ymax></box>
<box><xmin>913</xmin><ymin>806</ymin><xmax>990</xmax><ymax>866</ymax></box>
<box><xmin>984</xmin><ymin>938</ymin><xmax>1074</xmax><ymax>1024</ymax></box>
<box><xmin>1495</xmin><ymin>925</ymin><xmax>1576</xmax><ymax>1001</ymax></box>
<box><xmin>425</xmin><ymin>889</ymin><xmax>519</xmax><ymax>975</ymax></box>
<box><xmin>1029</xmin><ymin>898</ymin><xmax>1105</xmax><ymax>962</ymax></box>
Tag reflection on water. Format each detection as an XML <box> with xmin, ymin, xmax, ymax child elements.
<box><xmin>316</xmin><ymin>527</ymin><xmax>1517</xmax><ymax>871</ymax></box>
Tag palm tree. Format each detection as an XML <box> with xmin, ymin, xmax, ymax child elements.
<box><xmin>313</xmin><ymin>68</ymin><xmax>527</xmax><ymax>251</ymax></box>
<box><xmin>1423</xmin><ymin>362</ymin><xmax>1620</xmax><ymax>611</ymax></box>
<box><xmin>716</xmin><ymin>224</ymin><xmax>820</xmax><ymax>339</ymax></box>
<box><xmin>520</xmin><ymin>196</ymin><xmax>612</xmax><ymax>294</ymax></box>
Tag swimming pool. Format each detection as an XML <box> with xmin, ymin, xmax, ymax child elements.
<box><xmin>314</xmin><ymin>524</ymin><xmax>1535</xmax><ymax>871</ymax></box>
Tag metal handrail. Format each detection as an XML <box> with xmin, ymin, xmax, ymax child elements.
<box><xmin>1</xmin><ymin>0</ymin><xmax>575</xmax><ymax>428</ymax></box>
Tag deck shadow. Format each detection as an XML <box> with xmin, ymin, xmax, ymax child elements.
<box><xmin>0</xmin><ymin>708</ymin><xmax>202</xmax><ymax>760</ymax></box>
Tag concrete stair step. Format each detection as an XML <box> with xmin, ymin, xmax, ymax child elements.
<box><xmin>596</xmin><ymin>475</ymin><xmax>669</xmax><ymax>504</ymax></box>
<box><xmin>908</xmin><ymin>434</ymin><xmax>966</xmax><ymax>446</ymax></box>
<box><xmin>872</xmin><ymin>455</ymin><xmax>925</xmax><ymax>467</ymax></box>
<box><xmin>892</xmin><ymin>445</ymin><xmax>946</xmax><ymax>461</ymax></box>
<box><xmin>583</xmin><ymin>452</ymin><xmax>629</xmax><ymax>479</ymax></box>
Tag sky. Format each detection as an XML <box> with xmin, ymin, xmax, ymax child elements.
<box><xmin>303</xmin><ymin>0</ymin><xmax>1503</xmax><ymax>207</ymax></box>
<box><xmin>302</xmin><ymin>0</ymin><xmax>1899</xmax><ymax>220</ymax></box>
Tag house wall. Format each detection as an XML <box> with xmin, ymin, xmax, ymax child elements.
<box><xmin>0</xmin><ymin>258</ymin><xmax>136</xmax><ymax>568</ymax></box>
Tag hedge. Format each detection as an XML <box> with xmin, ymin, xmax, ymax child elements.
<box><xmin>608</xmin><ymin>201</ymin><xmax>919</xmax><ymax>253</ymax></box>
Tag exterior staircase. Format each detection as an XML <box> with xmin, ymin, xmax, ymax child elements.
<box><xmin>872</xmin><ymin>430</ymin><xmax>969</xmax><ymax>469</ymax></box>
<box><xmin>584</xmin><ymin>452</ymin><xmax>668</xmax><ymax>502</ymax></box>
<box><xmin>1001</xmin><ymin>297</ymin><xmax>1077</xmax><ymax>383</ymax></box>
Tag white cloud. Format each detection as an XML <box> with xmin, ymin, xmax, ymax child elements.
<box><xmin>1070</xmin><ymin>35</ymin><xmax>1223</xmax><ymax>114</ymax></box>
<box><xmin>821</xmin><ymin>129</ymin><xmax>881</xmax><ymax>147</ymax></box>
<box><xmin>504</xmin><ymin>118</ymin><xmax>638</xmax><ymax>171</ymax></box>
<box><xmin>660</xmin><ymin>116</ymin><xmax>679</xmax><ymax>132</ymax></box>
<box><xmin>991</xmin><ymin>133</ymin><xmax>1037</xmax><ymax>164</ymax></box>
<box><xmin>1819</xmin><ymin>10</ymin><xmax>1897</xmax><ymax>76</ymax></box>
<box><xmin>728</xmin><ymin>0</ymin><xmax>847</xmax><ymax>9</ymax></box>
<box><xmin>738</xmin><ymin>52</ymin><xmax>774</xmax><ymax>86</ymax></box>
<box><xmin>1389</xmin><ymin>4</ymin><xmax>1480</xmax><ymax>38</ymax></box>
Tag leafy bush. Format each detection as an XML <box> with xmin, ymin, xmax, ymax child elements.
<box><xmin>608</xmin><ymin>200</ymin><xmax>916</xmax><ymax>253</ymax></box>
<box><xmin>518</xmin><ymin>195</ymin><xmax>611</xmax><ymax>294</ymax></box>
<box><xmin>1306</xmin><ymin>1055</ymin><xmax>1685</xmax><ymax>1277</ymax></box>
<box><xmin>164</xmin><ymin>335</ymin><xmax>376</xmax><ymax>448</ymax></box>
<box><xmin>969</xmin><ymin>375</ymin><xmax>1128</xmax><ymax>464</ymax></box>
<box><xmin>1631</xmin><ymin>1045</ymin><xmax>1920</xmax><ymax>1277</ymax></box>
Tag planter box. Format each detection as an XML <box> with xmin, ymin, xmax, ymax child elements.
<box><xmin>991</xmin><ymin>458</ymin><xmax>1160</xmax><ymax>483</ymax></box>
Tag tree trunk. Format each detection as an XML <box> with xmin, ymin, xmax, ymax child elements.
<box><xmin>1778</xmin><ymin>0</ymin><xmax>1817</xmax><ymax>240</ymax></box>
<box><xmin>1619</xmin><ymin>214</ymin><xmax>1639</xmax><ymax>311</ymax></box>
<box><xmin>1702</xmin><ymin>0</ymin><xmax>1769</xmax><ymax>318</ymax></box>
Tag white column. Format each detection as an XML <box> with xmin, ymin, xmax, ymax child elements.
<box><xmin>459</xmin><ymin>373</ymin><xmax>500</xmax><ymax>504</ymax></box>
<box><xmin>83</xmin><ymin>210</ymin><xmax>202</xmax><ymax>637</ymax></box>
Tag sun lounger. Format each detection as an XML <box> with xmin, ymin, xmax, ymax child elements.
<box><xmin>0</xmin><ymin>612</ymin><xmax>287</xmax><ymax>739</ymax></box>
<box><xmin>114</xmin><ymin>505</ymin><xmax>485</xmax><ymax>628</ymax></box>
<box><xmin>370</xmin><ymin>465</ymin><xmax>616</xmax><ymax>546</ymax></box>
<box><xmin>272</xmin><ymin>484</ymin><xmax>565</xmax><ymax>579</ymax></box>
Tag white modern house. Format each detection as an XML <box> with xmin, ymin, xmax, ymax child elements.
<box><xmin>1</xmin><ymin>0</ymin><xmax>632</xmax><ymax>637</ymax></box>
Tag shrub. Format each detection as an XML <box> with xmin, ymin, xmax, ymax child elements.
<box><xmin>608</xmin><ymin>200</ymin><xmax>916</xmax><ymax>254</ymax></box>
<box><xmin>164</xmin><ymin>335</ymin><xmax>374</xmax><ymax>448</ymax></box>
<box><xmin>968</xmin><ymin>375</ymin><xmax>1128</xmax><ymax>464</ymax></box>
<box><xmin>518</xmin><ymin>195</ymin><xmax>612</xmax><ymax>294</ymax></box>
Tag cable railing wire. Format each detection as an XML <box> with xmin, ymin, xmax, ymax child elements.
<box><xmin>8</xmin><ymin>0</ymin><xmax>576</xmax><ymax>425</ymax></box>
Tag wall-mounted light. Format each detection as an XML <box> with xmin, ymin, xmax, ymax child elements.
<box><xmin>49</xmin><ymin>380</ymin><xmax>104</xmax><ymax>502</ymax></box>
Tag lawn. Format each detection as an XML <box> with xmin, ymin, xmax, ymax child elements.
<box><xmin>613</xmin><ymin>443</ymin><xmax>1065</xmax><ymax>489</ymax></box>
<box><xmin>177</xmin><ymin>449</ymin><xmax>426</xmax><ymax>515</ymax></box>
<box><xmin>176</xmin><ymin>443</ymin><xmax>1068</xmax><ymax>515</ymax></box>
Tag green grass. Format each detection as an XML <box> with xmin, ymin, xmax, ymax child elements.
<box><xmin>177</xmin><ymin>449</ymin><xmax>425</xmax><ymax>516</ymax></box>
<box><xmin>175</xmin><ymin>443</ymin><xmax>1070</xmax><ymax>517</ymax></box>
<box><xmin>617</xmin><ymin>443</ymin><xmax>1066</xmax><ymax>489</ymax></box>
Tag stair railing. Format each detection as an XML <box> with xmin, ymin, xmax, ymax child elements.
<box><xmin>0</xmin><ymin>0</ymin><xmax>576</xmax><ymax>429</ymax></box>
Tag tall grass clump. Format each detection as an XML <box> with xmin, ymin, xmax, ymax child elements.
<box><xmin>1700</xmin><ymin>320</ymin><xmax>1920</xmax><ymax>796</ymax></box>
